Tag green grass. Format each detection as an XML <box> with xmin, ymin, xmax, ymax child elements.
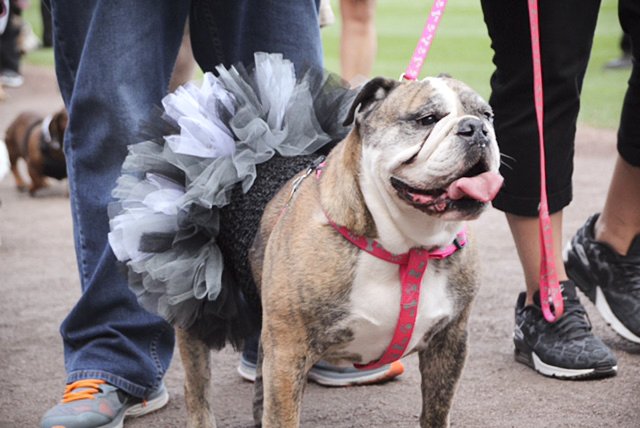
<box><xmin>322</xmin><ymin>0</ymin><xmax>625</xmax><ymax>129</ymax></box>
<box><xmin>22</xmin><ymin>0</ymin><xmax>625</xmax><ymax>129</ymax></box>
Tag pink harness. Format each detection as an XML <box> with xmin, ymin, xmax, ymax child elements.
<box><xmin>327</xmin><ymin>218</ymin><xmax>467</xmax><ymax>370</ymax></box>
<box><xmin>314</xmin><ymin>162</ymin><xmax>466</xmax><ymax>370</ymax></box>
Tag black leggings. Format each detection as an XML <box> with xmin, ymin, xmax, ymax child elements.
<box><xmin>481</xmin><ymin>0</ymin><xmax>639</xmax><ymax>217</ymax></box>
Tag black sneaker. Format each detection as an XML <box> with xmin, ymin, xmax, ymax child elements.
<box><xmin>564</xmin><ymin>213</ymin><xmax>640</xmax><ymax>344</ymax></box>
<box><xmin>513</xmin><ymin>281</ymin><xmax>617</xmax><ymax>379</ymax></box>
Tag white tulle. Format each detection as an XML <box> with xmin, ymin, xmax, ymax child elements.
<box><xmin>108</xmin><ymin>173</ymin><xmax>185</xmax><ymax>263</ymax></box>
<box><xmin>107</xmin><ymin>52</ymin><xmax>357</xmax><ymax>331</ymax></box>
<box><xmin>162</xmin><ymin>77</ymin><xmax>236</xmax><ymax>158</ymax></box>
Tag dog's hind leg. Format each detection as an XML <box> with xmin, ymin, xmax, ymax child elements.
<box><xmin>417</xmin><ymin>311</ymin><xmax>471</xmax><ymax>428</ymax></box>
<box><xmin>176</xmin><ymin>327</ymin><xmax>216</xmax><ymax>428</ymax></box>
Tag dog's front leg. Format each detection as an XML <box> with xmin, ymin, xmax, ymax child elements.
<box><xmin>418</xmin><ymin>312</ymin><xmax>470</xmax><ymax>428</ymax></box>
<box><xmin>176</xmin><ymin>327</ymin><xmax>216</xmax><ymax>428</ymax></box>
<box><xmin>260</xmin><ymin>329</ymin><xmax>309</xmax><ymax>428</ymax></box>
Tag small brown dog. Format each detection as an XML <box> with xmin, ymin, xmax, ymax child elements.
<box><xmin>5</xmin><ymin>108</ymin><xmax>68</xmax><ymax>195</ymax></box>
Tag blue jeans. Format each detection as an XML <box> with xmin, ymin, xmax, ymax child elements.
<box><xmin>49</xmin><ymin>0</ymin><xmax>322</xmax><ymax>398</ymax></box>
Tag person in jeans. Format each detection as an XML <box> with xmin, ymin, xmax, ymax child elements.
<box><xmin>481</xmin><ymin>0</ymin><xmax>639</xmax><ymax>379</ymax></box>
<box><xmin>40</xmin><ymin>1</ymin><xmax>400</xmax><ymax>427</ymax></box>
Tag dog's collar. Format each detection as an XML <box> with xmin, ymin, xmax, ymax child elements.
<box><xmin>324</xmin><ymin>211</ymin><xmax>466</xmax><ymax>371</ymax></box>
<box><xmin>41</xmin><ymin>114</ymin><xmax>53</xmax><ymax>144</ymax></box>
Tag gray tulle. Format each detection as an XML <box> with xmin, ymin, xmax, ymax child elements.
<box><xmin>107</xmin><ymin>52</ymin><xmax>356</xmax><ymax>347</ymax></box>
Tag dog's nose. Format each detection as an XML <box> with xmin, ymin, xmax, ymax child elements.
<box><xmin>456</xmin><ymin>117</ymin><xmax>489</xmax><ymax>147</ymax></box>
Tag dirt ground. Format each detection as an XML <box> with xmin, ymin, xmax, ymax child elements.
<box><xmin>0</xmin><ymin>65</ymin><xmax>639</xmax><ymax>428</ymax></box>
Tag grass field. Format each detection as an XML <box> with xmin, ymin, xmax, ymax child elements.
<box><xmin>23</xmin><ymin>0</ymin><xmax>626</xmax><ymax>129</ymax></box>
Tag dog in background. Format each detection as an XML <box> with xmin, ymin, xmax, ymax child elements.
<box><xmin>5</xmin><ymin>107</ymin><xmax>68</xmax><ymax>195</ymax></box>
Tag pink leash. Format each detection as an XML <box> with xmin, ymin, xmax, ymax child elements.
<box><xmin>527</xmin><ymin>0</ymin><xmax>563</xmax><ymax>321</ymax></box>
<box><xmin>402</xmin><ymin>0</ymin><xmax>448</xmax><ymax>81</ymax></box>
<box><xmin>403</xmin><ymin>0</ymin><xmax>563</xmax><ymax>322</ymax></box>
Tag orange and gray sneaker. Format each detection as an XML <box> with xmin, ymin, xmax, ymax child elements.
<box><xmin>238</xmin><ymin>355</ymin><xmax>404</xmax><ymax>387</ymax></box>
<box><xmin>40</xmin><ymin>379</ymin><xmax>168</xmax><ymax>428</ymax></box>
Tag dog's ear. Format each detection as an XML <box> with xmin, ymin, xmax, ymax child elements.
<box><xmin>50</xmin><ymin>108</ymin><xmax>68</xmax><ymax>143</ymax></box>
<box><xmin>343</xmin><ymin>77</ymin><xmax>400</xmax><ymax>127</ymax></box>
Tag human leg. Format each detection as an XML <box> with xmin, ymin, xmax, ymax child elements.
<box><xmin>0</xmin><ymin>1</ymin><xmax>23</xmax><ymax>87</ymax></box>
<box><xmin>481</xmin><ymin>0</ymin><xmax>617</xmax><ymax>379</ymax></box>
<box><xmin>189</xmin><ymin>0</ymin><xmax>323</xmax><ymax>75</ymax></box>
<box><xmin>339</xmin><ymin>0</ymin><xmax>377</xmax><ymax>85</ymax></box>
<box><xmin>41</xmin><ymin>1</ymin><xmax>189</xmax><ymax>426</ymax></box>
<box><xmin>564</xmin><ymin>0</ymin><xmax>640</xmax><ymax>344</ymax></box>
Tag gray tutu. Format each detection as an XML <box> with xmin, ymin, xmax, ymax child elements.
<box><xmin>108</xmin><ymin>52</ymin><xmax>356</xmax><ymax>349</ymax></box>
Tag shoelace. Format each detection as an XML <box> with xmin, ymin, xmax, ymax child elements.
<box><xmin>61</xmin><ymin>379</ymin><xmax>106</xmax><ymax>403</ymax></box>
<box><xmin>546</xmin><ymin>299</ymin><xmax>592</xmax><ymax>341</ymax></box>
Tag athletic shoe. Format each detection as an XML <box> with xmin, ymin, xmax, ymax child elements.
<box><xmin>564</xmin><ymin>213</ymin><xmax>640</xmax><ymax>343</ymax></box>
<box><xmin>0</xmin><ymin>70</ymin><xmax>24</xmax><ymax>88</ymax></box>
<box><xmin>513</xmin><ymin>281</ymin><xmax>617</xmax><ymax>380</ymax></box>
<box><xmin>237</xmin><ymin>354</ymin><xmax>404</xmax><ymax>387</ymax></box>
<box><xmin>603</xmin><ymin>54</ymin><xmax>632</xmax><ymax>70</ymax></box>
<box><xmin>40</xmin><ymin>379</ymin><xmax>169</xmax><ymax>428</ymax></box>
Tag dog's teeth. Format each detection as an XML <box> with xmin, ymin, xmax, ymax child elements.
<box><xmin>411</xmin><ymin>192</ymin><xmax>435</xmax><ymax>205</ymax></box>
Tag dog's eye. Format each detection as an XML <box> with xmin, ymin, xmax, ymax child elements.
<box><xmin>483</xmin><ymin>111</ymin><xmax>494</xmax><ymax>123</ymax></box>
<box><xmin>417</xmin><ymin>114</ymin><xmax>438</xmax><ymax>126</ymax></box>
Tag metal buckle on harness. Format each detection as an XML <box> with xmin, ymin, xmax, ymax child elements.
<box><xmin>288</xmin><ymin>155</ymin><xmax>326</xmax><ymax>201</ymax></box>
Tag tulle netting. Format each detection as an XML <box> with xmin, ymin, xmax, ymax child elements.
<box><xmin>108</xmin><ymin>53</ymin><xmax>356</xmax><ymax>348</ymax></box>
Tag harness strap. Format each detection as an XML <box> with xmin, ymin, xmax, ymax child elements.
<box><xmin>22</xmin><ymin>119</ymin><xmax>42</xmax><ymax>156</ymax></box>
<box><xmin>41</xmin><ymin>114</ymin><xmax>53</xmax><ymax>144</ymax></box>
<box><xmin>326</xmin><ymin>217</ymin><xmax>466</xmax><ymax>370</ymax></box>
<box><xmin>314</xmin><ymin>160</ymin><xmax>465</xmax><ymax>369</ymax></box>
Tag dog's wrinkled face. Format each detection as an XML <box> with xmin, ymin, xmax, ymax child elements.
<box><xmin>345</xmin><ymin>76</ymin><xmax>503</xmax><ymax>221</ymax></box>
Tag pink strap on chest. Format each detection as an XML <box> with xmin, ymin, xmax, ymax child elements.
<box><xmin>325</xmin><ymin>219</ymin><xmax>466</xmax><ymax>370</ymax></box>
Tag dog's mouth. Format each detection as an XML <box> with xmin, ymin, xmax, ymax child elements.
<box><xmin>391</xmin><ymin>160</ymin><xmax>503</xmax><ymax>215</ymax></box>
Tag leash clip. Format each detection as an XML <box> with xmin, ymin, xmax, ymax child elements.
<box><xmin>288</xmin><ymin>155</ymin><xmax>326</xmax><ymax>201</ymax></box>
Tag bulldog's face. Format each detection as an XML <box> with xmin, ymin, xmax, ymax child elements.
<box><xmin>345</xmin><ymin>76</ymin><xmax>503</xmax><ymax>221</ymax></box>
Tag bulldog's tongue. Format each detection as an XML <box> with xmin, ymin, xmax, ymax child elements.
<box><xmin>447</xmin><ymin>172</ymin><xmax>503</xmax><ymax>202</ymax></box>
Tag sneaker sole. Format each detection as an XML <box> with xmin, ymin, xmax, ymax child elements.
<box><xmin>307</xmin><ymin>361</ymin><xmax>404</xmax><ymax>387</ymax></box>
<box><xmin>237</xmin><ymin>360</ymin><xmax>404</xmax><ymax>387</ymax></box>
<box><xmin>594</xmin><ymin>287</ymin><xmax>640</xmax><ymax>344</ymax></box>
<box><xmin>565</xmin><ymin>241</ymin><xmax>640</xmax><ymax>344</ymax></box>
<box><xmin>237</xmin><ymin>360</ymin><xmax>257</xmax><ymax>382</ymax></box>
<box><xmin>514</xmin><ymin>347</ymin><xmax>617</xmax><ymax>380</ymax></box>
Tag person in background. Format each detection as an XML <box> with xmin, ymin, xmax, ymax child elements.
<box><xmin>339</xmin><ymin>0</ymin><xmax>377</xmax><ymax>86</ymax></box>
<box><xmin>39</xmin><ymin>0</ymin><xmax>52</xmax><ymax>48</ymax></box>
<box><xmin>0</xmin><ymin>0</ymin><xmax>24</xmax><ymax>88</ymax></box>
<box><xmin>604</xmin><ymin>32</ymin><xmax>632</xmax><ymax>70</ymax></box>
<box><xmin>481</xmin><ymin>0</ymin><xmax>639</xmax><ymax>380</ymax></box>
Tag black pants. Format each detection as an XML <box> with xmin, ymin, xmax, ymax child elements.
<box><xmin>482</xmin><ymin>0</ymin><xmax>639</xmax><ymax>217</ymax></box>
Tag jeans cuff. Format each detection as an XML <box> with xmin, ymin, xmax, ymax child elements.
<box><xmin>66</xmin><ymin>370</ymin><xmax>158</xmax><ymax>399</ymax></box>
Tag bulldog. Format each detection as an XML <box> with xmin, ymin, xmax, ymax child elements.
<box><xmin>178</xmin><ymin>75</ymin><xmax>503</xmax><ymax>428</ymax></box>
<box><xmin>4</xmin><ymin>107</ymin><xmax>68</xmax><ymax>195</ymax></box>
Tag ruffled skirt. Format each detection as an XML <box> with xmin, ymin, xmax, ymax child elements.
<box><xmin>108</xmin><ymin>53</ymin><xmax>356</xmax><ymax>349</ymax></box>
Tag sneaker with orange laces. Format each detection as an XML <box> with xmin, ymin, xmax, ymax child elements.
<box><xmin>40</xmin><ymin>379</ymin><xmax>169</xmax><ymax>428</ymax></box>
